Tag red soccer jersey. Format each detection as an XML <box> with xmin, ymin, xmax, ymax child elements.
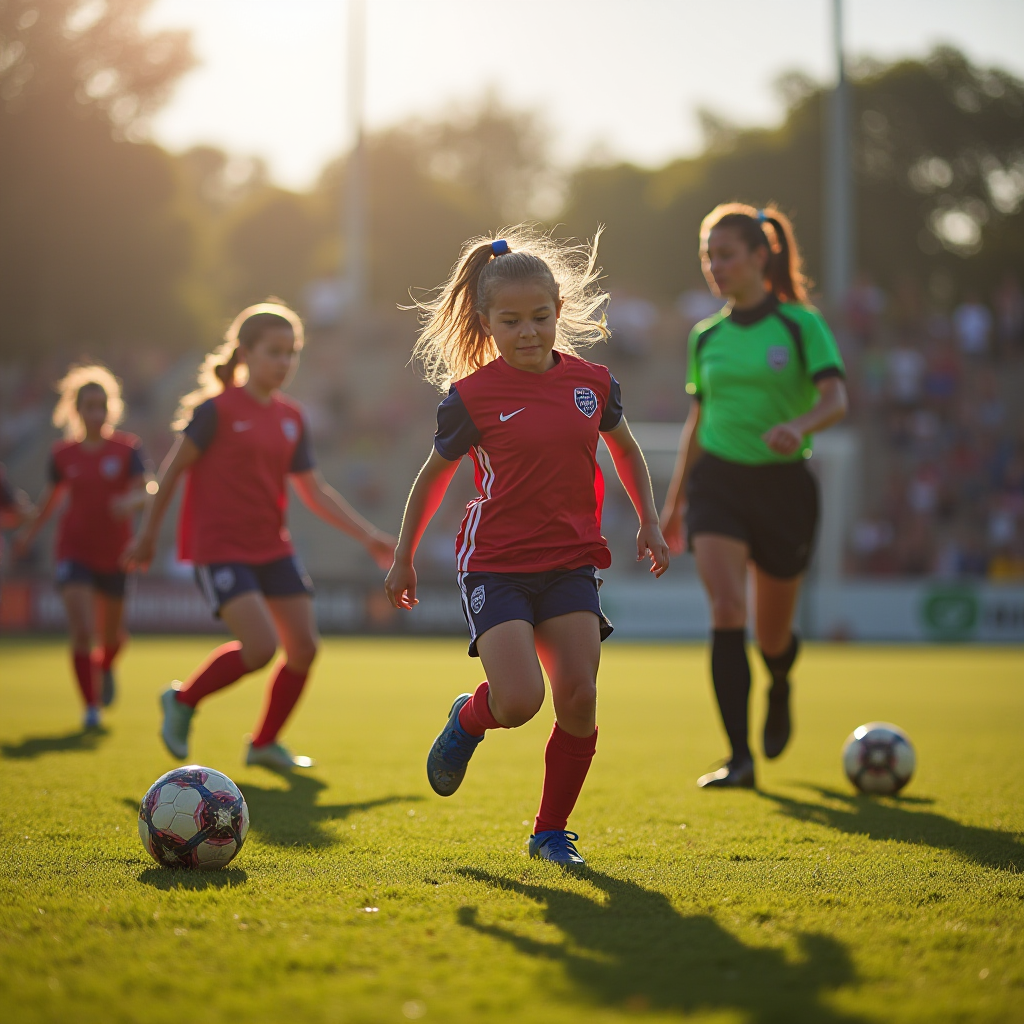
<box><xmin>49</xmin><ymin>433</ymin><xmax>146</xmax><ymax>572</ymax></box>
<box><xmin>434</xmin><ymin>352</ymin><xmax>623</xmax><ymax>574</ymax></box>
<box><xmin>178</xmin><ymin>386</ymin><xmax>314</xmax><ymax>564</ymax></box>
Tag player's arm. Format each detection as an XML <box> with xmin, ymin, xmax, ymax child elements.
<box><xmin>109</xmin><ymin>452</ymin><xmax>155</xmax><ymax>518</ymax></box>
<box><xmin>290</xmin><ymin>469</ymin><xmax>396</xmax><ymax>570</ymax></box>
<box><xmin>660</xmin><ymin>400</ymin><xmax>702</xmax><ymax>555</ymax></box>
<box><xmin>12</xmin><ymin>482</ymin><xmax>66</xmax><ymax>558</ymax></box>
<box><xmin>384</xmin><ymin>447</ymin><xmax>461</xmax><ymax>610</ymax></box>
<box><xmin>121</xmin><ymin>435</ymin><xmax>201</xmax><ymax>571</ymax></box>
<box><xmin>1</xmin><ymin>480</ymin><xmax>34</xmax><ymax>531</ymax></box>
<box><xmin>602</xmin><ymin>417</ymin><xmax>670</xmax><ymax>578</ymax></box>
<box><xmin>762</xmin><ymin>377</ymin><xmax>848</xmax><ymax>457</ymax></box>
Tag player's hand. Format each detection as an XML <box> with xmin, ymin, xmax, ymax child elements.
<box><xmin>121</xmin><ymin>531</ymin><xmax>155</xmax><ymax>572</ymax></box>
<box><xmin>11</xmin><ymin>528</ymin><xmax>35</xmax><ymax>560</ymax></box>
<box><xmin>762</xmin><ymin>422</ymin><xmax>803</xmax><ymax>457</ymax></box>
<box><xmin>109</xmin><ymin>493</ymin><xmax>135</xmax><ymax>519</ymax></box>
<box><xmin>659</xmin><ymin>504</ymin><xmax>687</xmax><ymax>556</ymax></box>
<box><xmin>366</xmin><ymin>531</ymin><xmax>398</xmax><ymax>571</ymax></box>
<box><xmin>637</xmin><ymin>522</ymin><xmax>670</xmax><ymax>578</ymax></box>
<box><xmin>384</xmin><ymin>559</ymin><xmax>418</xmax><ymax>610</ymax></box>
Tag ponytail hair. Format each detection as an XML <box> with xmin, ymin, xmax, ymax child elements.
<box><xmin>410</xmin><ymin>223</ymin><xmax>610</xmax><ymax>392</ymax></box>
<box><xmin>173</xmin><ymin>300</ymin><xmax>304</xmax><ymax>430</ymax></box>
<box><xmin>53</xmin><ymin>364</ymin><xmax>124</xmax><ymax>441</ymax></box>
<box><xmin>700</xmin><ymin>202</ymin><xmax>810</xmax><ymax>305</ymax></box>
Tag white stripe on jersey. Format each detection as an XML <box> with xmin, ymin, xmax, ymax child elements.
<box><xmin>456</xmin><ymin>445</ymin><xmax>495</xmax><ymax>573</ymax></box>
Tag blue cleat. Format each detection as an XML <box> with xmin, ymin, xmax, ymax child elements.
<box><xmin>426</xmin><ymin>693</ymin><xmax>483</xmax><ymax>796</ymax></box>
<box><xmin>83</xmin><ymin>705</ymin><xmax>101</xmax><ymax>730</ymax></box>
<box><xmin>529</xmin><ymin>830</ymin><xmax>586</xmax><ymax>868</ymax></box>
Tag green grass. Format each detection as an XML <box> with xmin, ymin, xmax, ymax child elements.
<box><xmin>0</xmin><ymin>637</ymin><xmax>1022</xmax><ymax>1024</ymax></box>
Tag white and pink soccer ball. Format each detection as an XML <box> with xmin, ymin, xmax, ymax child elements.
<box><xmin>138</xmin><ymin>765</ymin><xmax>249</xmax><ymax>869</ymax></box>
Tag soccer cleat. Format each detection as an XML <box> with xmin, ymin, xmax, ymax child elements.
<box><xmin>426</xmin><ymin>693</ymin><xmax>483</xmax><ymax>797</ymax></box>
<box><xmin>245</xmin><ymin>740</ymin><xmax>316</xmax><ymax>770</ymax></box>
<box><xmin>697</xmin><ymin>757</ymin><xmax>756</xmax><ymax>789</ymax></box>
<box><xmin>159</xmin><ymin>685</ymin><xmax>194</xmax><ymax>760</ymax></box>
<box><xmin>83</xmin><ymin>705</ymin><xmax>101</xmax><ymax>730</ymax></box>
<box><xmin>529</xmin><ymin>830</ymin><xmax>586</xmax><ymax>868</ymax></box>
<box><xmin>763</xmin><ymin>683</ymin><xmax>792</xmax><ymax>759</ymax></box>
<box><xmin>101</xmin><ymin>668</ymin><xmax>116</xmax><ymax>707</ymax></box>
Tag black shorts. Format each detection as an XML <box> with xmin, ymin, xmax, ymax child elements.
<box><xmin>194</xmin><ymin>555</ymin><xmax>314</xmax><ymax>617</ymax></box>
<box><xmin>55</xmin><ymin>559</ymin><xmax>127</xmax><ymax>598</ymax></box>
<box><xmin>458</xmin><ymin>565</ymin><xmax>614</xmax><ymax>658</ymax></box>
<box><xmin>686</xmin><ymin>453</ymin><xmax>819</xmax><ymax>579</ymax></box>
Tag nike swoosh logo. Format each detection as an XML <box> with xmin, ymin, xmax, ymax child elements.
<box><xmin>499</xmin><ymin>408</ymin><xmax>525</xmax><ymax>422</ymax></box>
<box><xmin>232</xmin><ymin>421</ymin><xmax>252</xmax><ymax>432</ymax></box>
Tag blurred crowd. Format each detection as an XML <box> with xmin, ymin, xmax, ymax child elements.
<box><xmin>3</xmin><ymin>272</ymin><xmax>1023</xmax><ymax>584</ymax></box>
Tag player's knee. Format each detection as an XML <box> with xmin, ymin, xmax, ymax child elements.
<box><xmin>494</xmin><ymin>691</ymin><xmax>544</xmax><ymax>728</ymax></box>
<box><xmin>242</xmin><ymin>639</ymin><xmax>276</xmax><ymax>671</ymax></box>
<box><xmin>710</xmin><ymin>594</ymin><xmax>746</xmax><ymax>627</ymax></box>
<box><xmin>559</xmin><ymin>678</ymin><xmax>597</xmax><ymax>720</ymax></box>
<box><xmin>288</xmin><ymin>638</ymin><xmax>318</xmax><ymax>673</ymax></box>
<box><xmin>70</xmin><ymin>630</ymin><xmax>92</xmax><ymax>652</ymax></box>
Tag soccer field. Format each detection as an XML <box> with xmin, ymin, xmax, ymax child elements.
<box><xmin>0</xmin><ymin>638</ymin><xmax>1022</xmax><ymax>1024</ymax></box>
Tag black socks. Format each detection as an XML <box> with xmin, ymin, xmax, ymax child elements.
<box><xmin>761</xmin><ymin>633</ymin><xmax>800</xmax><ymax>697</ymax></box>
<box><xmin>710</xmin><ymin>628</ymin><xmax>751</xmax><ymax>764</ymax></box>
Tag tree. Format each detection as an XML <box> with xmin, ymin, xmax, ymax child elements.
<box><xmin>0</xmin><ymin>0</ymin><xmax>201</xmax><ymax>359</ymax></box>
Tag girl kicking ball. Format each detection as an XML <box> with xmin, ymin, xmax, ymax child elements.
<box><xmin>385</xmin><ymin>228</ymin><xmax>669</xmax><ymax>867</ymax></box>
<box><xmin>124</xmin><ymin>302</ymin><xmax>395</xmax><ymax>769</ymax></box>
<box><xmin>16</xmin><ymin>365</ymin><xmax>149</xmax><ymax>727</ymax></box>
<box><xmin>661</xmin><ymin>204</ymin><xmax>848</xmax><ymax>788</ymax></box>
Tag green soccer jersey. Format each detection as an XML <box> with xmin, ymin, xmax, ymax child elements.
<box><xmin>685</xmin><ymin>294</ymin><xmax>845</xmax><ymax>465</ymax></box>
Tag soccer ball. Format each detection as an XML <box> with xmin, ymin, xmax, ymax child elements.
<box><xmin>138</xmin><ymin>765</ymin><xmax>249</xmax><ymax>869</ymax></box>
<box><xmin>842</xmin><ymin>722</ymin><xmax>915</xmax><ymax>795</ymax></box>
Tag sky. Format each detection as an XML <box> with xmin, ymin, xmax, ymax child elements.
<box><xmin>143</xmin><ymin>0</ymin><xmax>1024</xmax><ymax>191</ymax></box>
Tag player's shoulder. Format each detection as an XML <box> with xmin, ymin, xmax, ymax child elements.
<box><xmin>777</xmin><ymin>300</ymin><xmax>828</xmax><ymax>330</ymax></box>
<box><xmin>272</xmin><ymin>392</ymin><xmax>305</xmax><ymax>417</ymax></box>
<box><xmin>51</xmin><ymin>438</ymin><xmax>78</xmax><ymax>460</ymax></box>
<box><xmin>689</xmin><ymin>308</ymin><xmax>729</xmax><ymax>343</ymax></box>
<box><xmin>560</xmin><ymin>351</ymin><xmax>612</xmax><ymax>382</ymax></box>
<box><xmin>107</xmin><ymin>430</ymin><xmax>142</xmax><ymax>451</ymax></box>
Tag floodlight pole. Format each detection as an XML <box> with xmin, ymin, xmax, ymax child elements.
<box><xmin>824</xmin><ymin>0</ymin><xmax>853</xmax><ymax>308</ymax></box>
<box><xmin>343</xmin><ymin>0</ymin><xmax>367</xmax><ymax>314</ymax></box>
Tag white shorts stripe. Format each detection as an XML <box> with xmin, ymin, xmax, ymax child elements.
<box><xmin>457</xmin><ymin>571</ymin><xmax>477</xmax><ymax>641</ymax></box>
<box><xmin>196</xmin><ymin>565</ymin><xmax>218</xmax><ymax>610</ymax></box>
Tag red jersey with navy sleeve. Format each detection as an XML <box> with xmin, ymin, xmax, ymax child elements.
<box><xmin>178</xmin><ymin>386</ymin><xmax>315</xmax><ymax>564</ymax></box>
<box><xmin>434</xmin><ymin>352</ymin><xmax>623</xmax><ymax>573</ymax></box>
<box><xmin>49</xmin><ymin>432</ymin><xmax>146</xmax><ymax>572</ymax></box>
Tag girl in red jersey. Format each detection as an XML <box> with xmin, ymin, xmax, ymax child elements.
<box><xmin>124</xmin><ymin>302</ymin><xmax>396</xmax><ymax>770</ymax></box>
<box><xmin>15</xmin><ymin>366</ymin><xmax>149</xmax><ymax>728</ymax></box>
<box><xmin>385</xmin><ymin>227</ymin><xmax>670</xmax><ymax>867</ymax></box>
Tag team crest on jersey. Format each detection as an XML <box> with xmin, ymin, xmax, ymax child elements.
<box><xmin>100</xmin><ymin>455</ymin><xmax>122</xmax><ymax>479</ymax></box>
<box><xmin>767</xmin><ymin>346</ymin><xmax>790</xmax><ymax>371</ymax></box>
<box><xmin>470</xmin><ymin>585</ymin><xmax>486</xmax><ymax>615</ymax></box>
<box><xmin>213</xmin><ymin>568</ymin><xmax>236</xmax><ymax>593</ymax></box>
<box><xmin>281</xmin><ymin>418</ymin><xmax>299</xmax><ymax>442</ymax></box>
<box><xmin>574</xmin><ymin>387</ymin><xmax>598</xmax><ymax>418</ymax></box>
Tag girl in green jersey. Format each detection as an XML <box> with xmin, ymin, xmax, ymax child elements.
<box><xmin>661</xmin><ymin>203</ymin><xmax>848</xmax><ymax>788</ymax></box>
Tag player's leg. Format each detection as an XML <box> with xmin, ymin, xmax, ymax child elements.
<box><xmin>529</xmin><ymin>610</ymin><xmax>601</xmax><ymax>867</ymax></box>
<box><xmin>246</xmin><ymin>594</ymin><xmax>319</xmax><ymax>769</ymax></box>
<box><xmin>62</xmin><ymin>580</ymin><xmax>99</xmax><ymax>725</ymax></box>
<box><xmin>94</xmin><ymin>581</ymin><xmax>126</xmax><ymax>707</ymax></box>
<box><xmin>753</xmin><ymin>567</ymin><xmax>802</xmax><ymax>759</ymax></box>
<box><xmin>160</xmin><ymin>589</ymin><xmax>277</xmax><ymax>759</ymax></box>
<box><xmin>693</xmin><ymin>533</ymin><xmax>755</xmax><ymax>787</ymax></box>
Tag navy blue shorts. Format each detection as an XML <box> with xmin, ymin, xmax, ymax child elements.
<box><xmin>458</xmin><ymin>565</ymin><xmax>613</xmax><ymax>658</ymax></box>
<box><xmin>194</xmin><ymin>555</ymin><xmax>313</xmax><ymax>617</ymax></box>
<box><xmin>55</xmin><ymin>559</ymin><xmax>127</xmax><ymax>598</ymax></box>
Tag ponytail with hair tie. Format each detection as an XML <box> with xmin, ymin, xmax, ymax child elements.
<box><xmin>214</xmin><ymin>346</ymin><xmax>241</xmax><ymax>387</ymax></box>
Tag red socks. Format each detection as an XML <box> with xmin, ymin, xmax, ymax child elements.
<box><xmin>72</xmin><ymin>651</ymin><xmax>97</xmax><ymax>707</ymax></box>
<box><xmin>175</xmin><ymin>642</ymin><xmax>248</xmax><ymax>708</ymax></box>
<box><xmin>94</xmin><ymin>642</ymin><xmax>122</xmax><ymax>672</ymax></box>
<box><xmin>252</xmin><ymin>662</ymin><xmax>309</xmax><ymax>747</ymax></box>
<box><xmin>534</xmin><ymin>723</ymin><xmax>598</xmax><ymax>835</ymax></box>
<box><xmin>458</xmin><ymin>680</ymin><xmax>503</xmax><ymax>736</ymax></box>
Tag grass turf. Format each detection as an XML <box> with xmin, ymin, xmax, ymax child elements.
<box><xmin>0</xmin><ymin>637</ymin><xmax>1022</xmax><ymax>1024</ymax></box>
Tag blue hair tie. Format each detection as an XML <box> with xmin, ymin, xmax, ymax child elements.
<box><xmin>756</xmin><ymin>210</ymin><xmax>767</xmax><ymax>223</ymax></box>
<box><xmin>491</xmin><ymin>239</ymin><xmax>510</xmax><ymax>256</ymax></box>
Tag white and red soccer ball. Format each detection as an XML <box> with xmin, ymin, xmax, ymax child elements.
<box><xmin>138</xmin><ymin>765</ymin><xmax>249</xmax><ymax>869</ymax></box>
<box><xmin>842</xmin><ymin>722</ymin><xmax>916</xmax><ymax>795</ymax></box>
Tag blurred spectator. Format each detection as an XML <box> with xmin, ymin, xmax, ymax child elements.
<box><xmin>886</xmin><ymin>341</ymin><xmax>925</xmax><ymax>405</ymax></box>
<box><xmin>993</xmin><ymin>274</ymin><xmax>1024</xmax><ymax>355</ymax></box>
<box><xmin>607</xmin><ymin>295</ymin><xmax>658</xmax><ymax>358</ymax></box>
<box><xmin>952</xmin><ymin>292</ymin><xmax>993</xmax><ymax>356</ymax></box>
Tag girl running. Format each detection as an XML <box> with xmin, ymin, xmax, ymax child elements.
<box><xmin>123</xmin><ymin>302</ymin><xmax>396</xmax><ymax>769</ymax></box>
<box><xmin>385</xmin><ymin>227</ymin><xmax>670</xmax><ymax>867</ymax></box>
<box><xmin>15</xmin><ymin>366</ymin><xmax>149</xmax><ymax>727</ymax></box>
<box><xmin>660</xmin><ymin>204</ymin><xmax>848</xmax><ymax>788</ymax></box>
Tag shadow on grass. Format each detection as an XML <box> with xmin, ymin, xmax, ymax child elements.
<box><xmin>239</xmin><ymin>773</ymin><xmax>422</xmax><ymax>847</ymax></box>
<box><xmin>765</xmin><ymin>785</ymin><xmax>1023</xmax><ymax>872</ymax></box>
<box><xmin>1</xmin><ymin>727</ymin><xmax>108</xmax><ymax>760</ymax></box>
<box><xmin>137</xmin><ymin>866</ymin><xmax>249</xmax><ymax>890</ymax></box>
<box><xmin>458</xmin><ymin>868</ymin><xmax>865</xmax><ymax>1023</ymax></box>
